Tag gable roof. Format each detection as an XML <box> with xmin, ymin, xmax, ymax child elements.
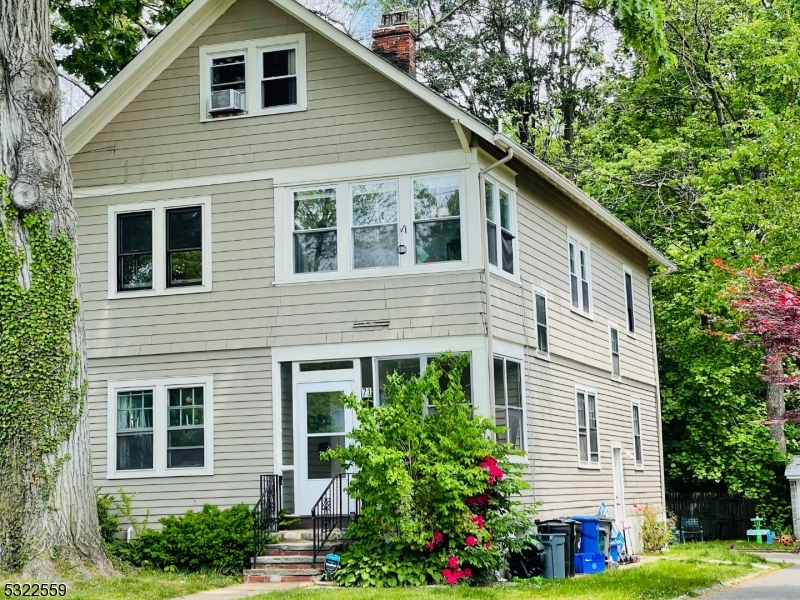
<box><xmin>63</xmin><ymin>0</ymin><xmax>675</xmax><ymax>271</ymax></box>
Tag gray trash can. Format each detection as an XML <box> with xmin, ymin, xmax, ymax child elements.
<box><xmin>538</xmin><ymin>532</ymin><xmax>566</xmax><ymax>579</ymax></box>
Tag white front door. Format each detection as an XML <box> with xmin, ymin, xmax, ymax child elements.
<box><xmin>296</xmin><ymin>380</ymin><xmax>353</xmax><ymax>515</ymax></box>
<box><xmin>611</xmin><ymin>446</ymin><xmax>626</xmax><ymax>523</ymax></box>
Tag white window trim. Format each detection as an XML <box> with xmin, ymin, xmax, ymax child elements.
<box><xmin>107</xmin><ymin>196</ymin><xmax>212</xmax><ymax>299</ymax></box>
<box><xmin>631</xmin><ymin>399</ymin><xmax>644</xmax><ymax>470</ymax></box>
<box><xmin>485</xmin><ymin>177</ymin><xmax>520</xmax><ymax>283</ymax></box>
<box><xmin>198</xmin><ymin>34</ymin><xmax>307</xmax><ymax>122</ymax></box>
<box><xmin>567</xmin><ymin>230</ymin><xmax>593</xmax><ymax>319</ymax></box>
<box><xmin>575</xmin><ymin>383</ymin><xmax>601</xmax><ymax>469</ymax></box>
<box><xmin>276</xmin><ymin>170</ymin><xmax>469</xmax><ymax>283</ymax></box>
<box><xmin>623</xmin><ymin>264</ymin><xmax>636</xmax><ymax>337</ymax></box>
<box><xmin>608</xmin><ymin>321</ymin><xmax>622</xmax><ymax>381</ymax></box>
<box><xmin>491</xmin><ymin>352</ymin><xmax>527</xmax><ymax>458</ymax></box>
<box><xmin>532</xmin><ymin>284</ymin><xmax>550</xmax><ymax>360</ymax></box>
<box><xmin>106</xmin><ymin>375</ymin><xmax>214</xmax><ymax>479</ymax></box>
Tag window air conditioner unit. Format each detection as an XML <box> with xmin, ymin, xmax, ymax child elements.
<box><xmin>210</xmin><ymin>89</ymin><xmax>245</xmax><ymax>114</ymax></box>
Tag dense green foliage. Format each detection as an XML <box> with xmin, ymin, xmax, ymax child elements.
<box><xmin>327</xmin><ymin>353</ymin><xmax>535</xmax><ymax>586</ymax></box>
<box><xmin>572</xmin><ymin>0</ymin><xmax>800</xmax><ymax>526</ymax></box>
<box><xmin>334</xmin><ymin>541</ymin><xmax>445</xmax><ymax>588</ymax></box>
<box><xmin>119</xmin><ymin>504</ymin><xmax>253</xmax><ymax>575</ymax></box>
<box><xmin>96</xmin><ymin>491</ymin><xmax>121</xmax><ymax>545</ymax></box>
<box><xmin>52</xmin><ymin>0</ymin><xmax>191</xmax><ymax>91</ymax></box>
<box><xmin>0</xmin><ymin>177</ymin><xmax>84</xmax><ymax>570</ymax></box>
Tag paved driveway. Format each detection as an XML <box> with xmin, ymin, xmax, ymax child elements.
<box><xmin>702</xmin><ymin>553</ymin><xmax>800</xmax><ymax>599</ymax></box>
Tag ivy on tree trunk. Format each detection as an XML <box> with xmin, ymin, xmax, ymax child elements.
<box><xmin>0</xmin><ymin>0</ymin><xmax>111</xmax><ymax>577</ymax></box>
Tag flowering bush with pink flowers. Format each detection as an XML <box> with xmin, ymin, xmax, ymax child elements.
<box><xmin>327</xmin><ymin>353</ymin><xmax>536</xmax><ymax>587</ymax></box>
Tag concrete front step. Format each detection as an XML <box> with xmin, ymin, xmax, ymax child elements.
<box><xmin>261</xmin><ymin>542</ymin><xmax>340</xmax><ymax>554</ymax></box>
<box><xmin>243</xmin><ymin>568</ymin><xmax>322</xmax><ymax>583</ymax></box>
<box><xmin>277</xmin><ymin>530</ymin><xmax>345</xmax><ymax>542</ymax></box>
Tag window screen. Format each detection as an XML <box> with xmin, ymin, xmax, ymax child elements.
<box><xmin>117</xmin><ymin>212</ymin><xmax>153</xmax><ymax>291</ymax></box>
<box><xmin>262</xmin><ymin>48</ymin><xmax>297</xmax><ymax>108</ymax></box>
<box><xmin>166</xmin><ymin>207</ymin><xmax>202</xmax><ymax>287</ymax></box>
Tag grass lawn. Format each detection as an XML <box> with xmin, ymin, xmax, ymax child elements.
<box><xmin>250</xmin><ymin>555</ymin><xmax>771</xmax><ymax>600</ymax></box>
<box><xmin>664</xmin><ymin>539</ymin><xmax>796</xmax><ymax>554</ymax></box>
<box><xmin>0</xmin><ymin>571</ymin><xmax>239</xmax><ymax>600</ymax></box>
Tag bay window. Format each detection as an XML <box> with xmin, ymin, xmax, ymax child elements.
<box><xmin>413</xmin><ymin>174</ymin><xmax>462</xmax><ymax>264</ymax></box>
<box><xmin>293</xmin><ymin>188</ymin><xmax>338</xmax><ymax>274</ymax></box>
<box><xmin>351</xmin><ymin>180</ymin><xmax>398</xmax><ymax>269</ymax></box>
<box><xmin>485</xmin><ymin>179</ymin><xmax>515</xmax><ymax>275</ymax></box>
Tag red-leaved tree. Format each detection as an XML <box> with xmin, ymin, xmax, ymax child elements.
<box><xmin>711</xmin><ymin>258</ymin><xmax>800</xmax><ymax>452</ymax></box>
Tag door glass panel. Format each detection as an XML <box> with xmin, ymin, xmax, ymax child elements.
<box><xmin>306</xmin><ymin>435</ymin><xmax>345</xmax><ymax>479</ymax></box>
<box><xmin>306</xmin><ymin>391</ymin><xmax>345</xmax><ymax>434</ymax></box>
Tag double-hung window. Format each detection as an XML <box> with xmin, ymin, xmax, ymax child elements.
<box><xmin>484</xmin><ymin>179</ymin><xmax>515</xmax><ymax>275</ymax></box>
<box><xmin>632</xmin><ymin>402</ymin><xmax>643</xmax><ymax>467</ymax></box>
<box><xmin>261</xmin><ymin>47</ymin><xmax>297</xmax><ymax>108</ymax></box>
<box><xmin>166</xmin><ymin>207</ymin><xmax>202</xmax><ymax>287</ymax></box>
<box><xmin>533</xmin><ymin>285</ymin><xmax>550</xmax><ymax>357</ymax></box>
<box><xmin>494</xmin><ymin>357</ymin><xmax>523</xmax><ymax>450</ymax></box>
<box><xmin>293</xmin><ymin>188</ymin><xmax>338</xmax><ymax>274</ymax></box>
<box><xmin>576</xmin><ymin>386</ymin><xmax>600</xmax><ymax>466</ymax></box>
<box><xmin>200</xmin><ymin>34</ymin><xmax>307</xmax><ymax>120</ymax></box>
<box><xmin>624</xmin><ymin>267</ymin><xmax>635</xmax><ymax>334</ymax></box>
<box><xmin>111</xmin><ymin>198</ymin><xmax>211</xmax><ymax>298</ymax></box>
<box><xmin>609</xmin><ymin>323</ymin><xmax>621</xmax><ymax>379</ymax></box>
<box><xmin>108</xmin><ymin>376</ymin><xmax>213</xmax><ymax>478</ymax></box>
<box><xmin>351</xmin><ymin>180</ymin><xmax>398</xmax><ymax>269</ymax></box>
<box><xmin>413</xmin><ymin>174</ymin><xmax>462</xmax><ymax>264</ymax></box>
<box><xmin>117</xmin><ymin>212</ymin><xmax>153</xmax><ymax>291</ymax></box>
<box><xmin>568</xmin><ymin>235</ymin><xmax>592</xmax><ymax>315</ymax></box>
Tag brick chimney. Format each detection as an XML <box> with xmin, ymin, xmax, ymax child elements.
<box><xmin>371</xmin><ymin>11</ymin><xmax>418</xmax><ymax>77</ymax></box>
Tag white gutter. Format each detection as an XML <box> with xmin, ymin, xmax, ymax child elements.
<box><xmin>479</xmin><ymin>148</ymin><xmax>514</xmax><ymax>409</ymax></box>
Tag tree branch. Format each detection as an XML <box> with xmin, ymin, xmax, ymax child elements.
<box><xmin>58</xmin><ymin>71</ymin><xmax>92</xmax><ymax>98</ymax></box>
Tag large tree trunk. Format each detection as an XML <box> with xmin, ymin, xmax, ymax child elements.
<box><xmin>766</xmin><ymin>360</ymin><xmax>786</xmax><ymax>454</ymax></box>
<box><xmin>0</xmin><ymin>0</ymin><xmax>111</xmax><ymax>577</ymax></box>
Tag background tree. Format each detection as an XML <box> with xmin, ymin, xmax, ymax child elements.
<box><xmin>575</xmin><ymin>0</ymin><xmax>800</xmax><ymax>525</ymax></box>
<box><xmin>0</xmin><ymin>0</ymin><xmax>111</xmax><ymax>576</ymax></box>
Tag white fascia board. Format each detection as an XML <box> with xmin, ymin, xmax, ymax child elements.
<box><xmin>64</xmin><ymin>0</ymin><xmax>237</xmax><ymax>156</ymax></box>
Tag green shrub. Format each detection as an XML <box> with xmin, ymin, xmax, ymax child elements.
<box><xmin>334</xmin><ymin>541</ymin><xmax>443</xmax><ymax>587</ymax></box>
<box><xmin>637</xmin><ymin>504</ymin><xmax>675</xmax><ymax>552</ymax></box>
<box><xmin>124</xmin><ymin>504</ymin><xmax>253</xmax><ymax>575</ymax></box>
<box><xmin>96</xmin><ymin>490</ymin><xmax>120</xmax><ymax>544</ymax></box>
<box><xmin>326</xmin><ymin>352</ymin><xmax>536</xmax><ymax>586</ymax></box>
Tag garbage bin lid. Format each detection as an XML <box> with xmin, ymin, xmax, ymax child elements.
<box><xmin>570</xmin><ymin>515</ymin><xmax>599</xmax><ymax>522</ymax></box>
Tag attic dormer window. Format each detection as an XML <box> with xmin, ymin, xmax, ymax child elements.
<box><xmin>200</xmin><ymin>35</ymin><xmax>307</xmax><ymax>121</ymax></box>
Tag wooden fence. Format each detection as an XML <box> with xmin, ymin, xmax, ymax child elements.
<box><xmin>666</xmin><ymin>492</ymin><xmax>759</xmax><ymax>540</ymax></box>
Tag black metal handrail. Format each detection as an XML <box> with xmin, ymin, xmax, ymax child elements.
<box><xmin>252</xmin><ymin>474</ymin><xmax>282</xmax><ymax>562</ymax></box>
<box><xmin>311</xmin><ymin>472</ymin><xmax>360</xmax><ymax>564</ymax></box>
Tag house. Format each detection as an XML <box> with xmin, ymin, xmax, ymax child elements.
<box><xmin>64</xmin><ymin>0</ymin><xmax>676</xmax><ymax>561</ymax></box>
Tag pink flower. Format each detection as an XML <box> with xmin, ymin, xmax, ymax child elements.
<box><xmin>433</xmin><ymin>532</ymin><xmax>444</xmax><ymax>543</ymax></box>
<box><xmin>426</xmin><ymin>541</ymin><xmax>435</xmax><ymax>550</ymax></box>
<box><xmin>462</xmin><ymin>567</ymin><xmax>473</xmax><ymax>578</ymax></box>
<box><xmin>485</xmin><ymin>541</ymin><xmax>492</xmax><ymax>549</ymax></box>
<box><xmin>442</xmin><ymin>568</ymin><xmax>460</xmax><ymax>585</ymax></box>
<box><xmin>465</xmin><ymin>535</ymin><xmax>477</xmax><ymax>547</ymax></box>
<box><xmin>488</xmin><ymin>475</ymin><xmax>496</xmax><ymax>485</ymax></box>
<box><xmin>448</xmin><ymin>556</ymin><xmax>459</xmax><ymax>568</ymax></box>
<box><xmin>471</xmin><ymin>515</ymin><xmax>485</xmax><ymax>529</ymax></box>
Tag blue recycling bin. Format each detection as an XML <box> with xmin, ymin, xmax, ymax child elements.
<box><xmin>571</xmin><ymin>516</ymin><xmax>601</xmax><ymax>555</ymax></box>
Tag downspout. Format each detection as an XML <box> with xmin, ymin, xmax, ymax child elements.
<box><xmin>479</xmin><ymin>147</ymin><xmax>514</xmax><ymax>408</ymax></box>
<box><xmin>648</xmin><ymin>267</ymin><xmax>676</xmax><ymax>518</ymax></box>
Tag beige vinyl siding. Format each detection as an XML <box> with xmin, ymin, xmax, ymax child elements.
<box><xmin>89</xmin><ymin>349</ymin><xmax>273</xmax><ymax>524</ymax></box>
<box><xmin>69</xmin><ymin>0</ymin><xmax>461</xmax><ymax>188</ymax></box>
<box><xmin>491</xmin><ymin>171</ymin><xmax>657</xmax><ymax>387</ymax></box>
<box><xmin>525</xmin><ymin>350</ymin><xmax>662</xmax><ymax>544</ymax></box>
<box><xmin>75</xmin><ymin>178</ymin><xmax>485</xmax><ymax>359</ymax></box>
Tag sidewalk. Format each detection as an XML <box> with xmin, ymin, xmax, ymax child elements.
<box><xmin>699</xmin><ymin>553</ymin><xmax>800</xmax><ymax>599</ymax></box>
<box><xmin>170</xmin><ymin>581</ymin><xmax>315</xmax><ymax>600</ymax></box>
